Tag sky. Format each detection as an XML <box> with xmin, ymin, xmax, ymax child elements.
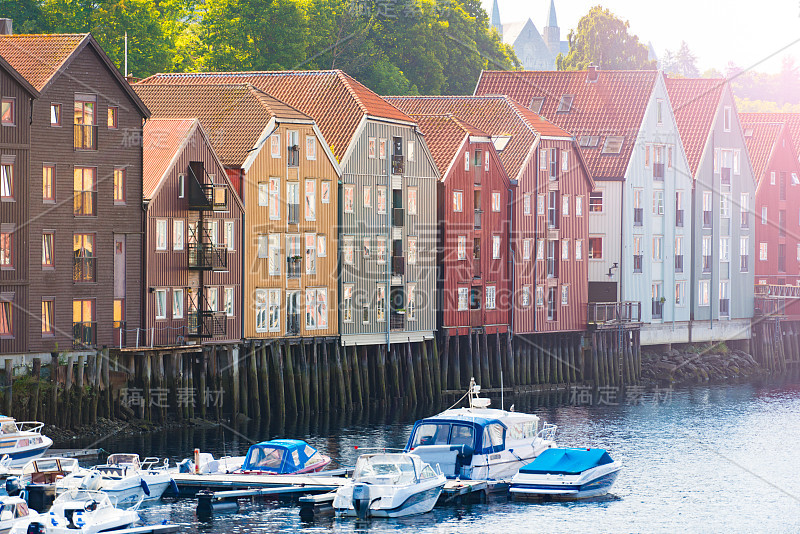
<box><xmin>482</xmin><ymin>0</ymin><xmax>800</xmax><ymax>74</ymax></box>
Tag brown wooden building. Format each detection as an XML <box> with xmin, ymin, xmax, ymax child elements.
<box><xmin>133</xmin><ymin>83</ymin><xmax>341</xmax><ymax>342</ymax></box>
<box><xmin>0</xmin><ymin>33</ymin><xmax>149</xmax><ymax>354</ymax></box>
<box><xmin>142</xmin><ymin>118</ymin><xmax>244</xmax><ymax>347</ymax></box>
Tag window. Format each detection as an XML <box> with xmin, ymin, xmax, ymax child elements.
<box><xmin>305</xmin><ymin>179</ymin><xmax>316</xmax><ymax>221</ymax></box>
<box><xmin>0</xmin><ymin>232</ymin><xmax>11</xmax><ymax>268</ymax></box>
<box><xmin>537</xmin><ymin>239</ymin><xmax>544</xmax><ymax>260</ymax></box>
<box><xmin>540</xmin><ymin>148</ymin><xmax>548</xmax><ymax>170</ymax></box>
<box><xmin>549</xmin><ymin>147</ymin><xmax>559</xmax><ymax>179</ymax></box>
<box><xmin>575</xmin><ymin>195</ymin><xmax>583</xmax><ymax>216</ymax></box>
<box><xmin>453</xmin><ymin>191</ymin><xmax>463</xmax><ymax>212</ymax></box>
<box><xmin>377</xmin><ymin>285</ymin><xmax>387</xmax><ymax>321</ymax></box>
<box><xmin>547</xmin><ymin>287</ymin><xmax>557</xmax><ymax>320</ymax></box>
<box><xmin>548</xmin><ymin>191</ymin><xmax>559</xmax><ymax>228</ymax></box>
<box><xmin>720</xmin><ymin>237</ymin><xmax>730</xmax><ymax>262</ymax></box>
<box><xmin>42</xmin><ymin>299</ymin><xmax>54</xmax><ymax>335</ymax></box>
<box><xmin>653</xmin><ymin>235</ymin><xmax>663</xmax><ymax>261</ymax></box>
<box><xmin>368</xmin><ymin>137</ymin><xmax>377</xmax><ymax>158</ymax></box>
<box><xmin>760</xmin><ymin>242</ymin><xmax>768</xmax><ymax>261</ymax></box>
<box><xmin>205</xmin><ymin>287</ymin><xmax>218</xmax><ymax>312</ymax></box>
<box><xmin>107</xmin><ymin>106</ymin><xmax>118</xmax><ymax>129</ymax></box>
<box><xmin>314</xmin><ymin>288</ymin><xmax>328</xmax><ymax>329</ymax></box>
<box><xmin>761</xmin><ymin>206</ymin><xmax>767</xmax><ymax>225</ymax></box>
<box><xmin>51</xmin><ymin>103</ymin><xmax>61</xmax><ymax>126</ymax></box>
<box><xmin>602</xmin><ymin>136</ymin><xmax>624</xmax><ymax>154</ymax></box>
<box><xmin>0</xmin><ymin>162</ymin><xmax>12</xmax><ymax>200</ymax></box>
<box><xmin>546</xmin><ymin>240</ymin><xmax>558</xmax><ymax>278</ymax></box>
<box><xmin>379</xmin><ymin>139</ymin><xmax>387</xmax><ymax>159</ymax></box>
<box><xmin>286</xmin><ymin>234</ymin><xmax>301</xmax><ymax>278</ymax></box>
<box><xmin>486</xmin><ymin>285</ymin><xmax>496</xmax><ymax>310</ymax></box>
<box><xmin>178</xmin><ymin>174</ymin><xmax>184</xmax><ymax>198</ymax></box>
<box><xmin>321</xmin><ymin>181</ymin><xmax>331</xmax><ymax>205</ymax></box>
<box><xmin>73</xmin><ymin>167</ymin><xmax>96</xmax><ymax>216</ymax></box>
<box><xmin>523</xmin><ymin>193</ymin><xmax>531</xmax><ymax>215</ymax></box>
<box><xmin>308</xmin><ymin>289</ymin><xmax>322</xmax><ymax>329</ymax></box>
<box><xmin>287</xmin><ymin>130</ymin><xmax>299</xmax><ymax>166</ymax></box>
<box><xmin>589</xmin><ymin>191</ymin><xmax>603</xmax><ymax>212</ymax></box>
<box><xmin>653</xmin><ymin>145</ymin><xmax>665</xmax><ymax>179</ymax></box>
<box><xmin>656</xmin><ymin>99</ymin><xmax>663</xmax><ymax>125</ymax></box>
<box><xmin>256</xmin><ymin>182</ymin><xmax>268</xmax><ymax>207</ymax></box>
<box><xmin>407</xmin><ymin>283</ymin><xmax>416</xmax><ymax>321</ymax></box>
<box><xmin>676</xmin><ymin>190</ymin><xmax>684</xmax><ymax>226</ymax></box>
<box><xmin>702</xmin><ymin>236</ymin><xmax>712</xmax><ymax>272</ymax></box>
<box><xmin>771</xmin><ymin>171</ymin><xmax>776</xmax><ymax>185</ymax></box>
<box><xmin>0</xmin><ymin>298</ymin><xmax>10</xmax><ymax>336</ymax></box>
<box><xmin>724</xmin><ymin>106</ymin><xmax>731</xmax><ymax>132</ymax></box>
<box><xmin>561</xmin><ymin>150</ymin><xmax>569</xmax><ymax>172</ymax></box>
<box><xmin>155</xmin><ymin>219</ymin><xmax>168</xmax><ymax>251</ymax></box>
<box><xmin>523</xmin><ymin>239</ymin><xmax>531</xmax><ymax>260</ymax></box>
<box><xmin>675</xmin><ymin>236</ymin><xmax>683</xmax><ymax>272</ymax></box>
<box><xmin>408</xmin><ymin>236</ymin><xmax>418</xmax><ymax>264</ymax></box>
<box><xmin>562</xmin><ymin>194</ymin><xmax>569</xmax><ymax>217</ymax></box>
<box><xmin>536</xmin><ymin>286</ymin><xmax>544</xmax><ymax>306</ymax></box>
<box><xmin>268</xmin><ymin>289</ymin><xmax>281</xmax><ymax>332</ymax></box>
<box><xmin>588</xmin><ymin>237</ymin><xmax>603</xmax><ymax>259</ymax></box>
<box><xmin>561</xmin><ymin>285</ymin><xmax>569</xmax><ymax>305</ymax></box>
<box><xmin>557</xmin><ymin>94</ymin><xmax>574</xmax><ymax>112</ymax></box>
<box><xmin>408</xmin><ymin>187</ymin><xmax>418</xmax><ymax>215</ymax></box>
<box><xmin>155</xmin><ymin>289</ymin><xmax>168</xmax><ymax>319</ymax></box>
<box><xmin>304</xmin><ymin>234</ymin><xmax>317</xmax><ymax>274</ymax></box>
<box><xmin>575</xmin><ymin>239</ymin><xmax>583</xmax><ymax>260</ymax></box>
<box><xmin>287</xmin><ymin>181</ymin><xmax>300</xmax><ymax>224</ymax></box>
<box><xmin>42</xmin><ymin>232</ymin><xmax>54</xmax><ymax>268</ymax></box>
<box><xmin>268</xmin><ymin>234</ymin><xmax>280</xmax><ymax>275</ymax></box>
<box><xmin>741</xmin><ymin>236</ymin><xmax>749</xmax><ymax>271</ymax></box>
<box><xmin>113</xmin><ymin>167</ymin><xmax>126</xmax><ymax>203</ymax></box>
<box><xmin>343</xmin><ymin>235</ymin><xmax>354</xmax><ymax>265</ymax></box>
<box><xmin>464</xmin><ymin>151</ymin><xmax>470</xmax><ymax>171</ymax></box>
<box><xmin>668</xmin><ymin>146</ymin><xmax>673</xmax><ymax>169</ymax></box>
<box><xmin>173</xmin><ymin>288</ymin><xmax>184</xmax><ymax>319</ymax></box>
<box><xmin>306</xmin><ymin>135</ymin><xmax>316</xmax><ymax>160</ymax></box>
<box><xmin>653</xmin><ymin>190</ymin><xmax>664</xmax><ymax>215</ymax></box>
<box><xmin>492</xmin><ymin>235</ymin><xmax>501</xmax><ymax>259</ymax></box>
<box><xmin>74</xmin><ymin>95</ymin><xmax>96</xmax><ymax>149</ymax></box>
<box><xmin>344</xmin><ymin>184</ymin><xmax>354</xmax><ymax>213</ymax></box>
<box><xmin>376</xmin><ymin>236</ymin><xmax>386</xmax><ymax>263</ymax></box>
<box><xmin>645</xmin><ymin>144</ymin><xmax>650</xmax><ymax>167</ymax></box>
<box><xmin>740</xmin><ymin>193</ymin><xmax>749</xmax><ymax>228</ymax></box>
<box><xmin>633</xmin><ymin>236</ymin><xmax>643</xmax><ymax>273</ymax></box>
<box><xmin>255</xmin><ymin>290</ymin><xmax>268</xmax><ymax>333</ymax></box>
<box><xmin>633</xmin><ymin>188</ymin><xmax>643</xmax><ymax>225</ymax></box>
<box><xmin>733</xmin><ymin>149</ymin><xmax>740</xmax><ymax>175</ymax></box>
<box><xmin>223</xmin><ymin>220</ymin><xmax>235</xmax><ymax>251</ymax></box>
<box><xmin>492</xmin><ymin>192</ymin><xmax>501</xmax><ymax>212</ymax></box>
<box><xmin>457</xmin><ymin>235</ymin><xmax>467</xmax><ymax>260</ymax></box>
<box><xmin>529</xmin><ymin>97</ymin><xmax>544</xmax><ymax>113</ymax></box>
<box><xmin>270</xmin><ymin>133</ymin><xmax>281</xmax><ymax>158</ymax></box>
<box><xmin>720</xmin><ymin>194</ymin><xmax>730</xmax><ymax>218</ymax></box>
<box><xmin>1</xmin><ymin>98</ymin><xmax>14</xmax><ymax>125</ymax></box>
<box><xmin>343</xmin><ymin>285</ymin><xmax>354</xmax><ymax>322</ymax></box>
<box><xmin>458</xmin><ymin>287</ymin><xmax>469</xmax><ymax>311</ymax></box>
<box><xmin>363</xmin><ymin>185</ymin><xmax>372</xmax><ymax>209</ymax></box>
<box><xmin>269</xmin><ymin>177</ymin><xmax>280</xmax><ymax>219</ymax></box>
<box><xmin>699</xmin><ymin>280</ymin><xmax>710</xmax><ymax>306</ymax></box>
<box><xmin>43</xmin><ymin>165</ymin><xmax>55</xmax><ymax>202</ymax></box>
<box><xmin>377</xmin><ymin>187</ymin><xmax>387</xmax><ymax>213</ymax></box>
<box><xmin>522</xmin><ymin>286</ymin><xmax>531</xmax><ymax>307</ymax></box>
<box><xmin>537</xmin><ymin>194</ymin><xmax>545</xmax><ymax>215</ymax></box>
<box><xmin>675</xmin><ymin>282</ymin><xmax>685</xmax><ymax>307</ymax></box>
<box><xmin>780</xmin><ymin>172</ymin><xmax>787</xmax><ymax>201</ymax></box>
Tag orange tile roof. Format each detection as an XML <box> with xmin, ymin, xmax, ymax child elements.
<box><xmin>410</xmin><ymin>115</ymin><xmax>478</xmax><ymax>177</ymax></box>
<box><xmin>386</xmin><ymin>95</ymin><xmax>570</xmax><ymax>180</ymax></box>
<box><xmin>134</xmin><ymin>83</ymin><xmax>310</xmax><ymax>167</ymax></box>
<box><xmin>142</xmin><ymin>118</ymin><xmax>199</xmax><ymax>199</ymax></box>
<box><xmin>137</xmin><ymin>70</ymin><xmax>414</xmax><ymax>161</ymax></box>
<box><xmin>0</xmin><ymin>33</ymin><xmax>87</xmax><ymax>91</ymax></box>
<box><xmin>665</xmin><ymin>78</ymin><xmax>726</xmax><ymax>176</ymax></box>
<box><xmin>741</xmin><ymin>113</ymin><xmax>800</xmax><ymax>161</ymax></box>
<box><xmin>475</xmin><ymin>69</ymin><xmax>658</xmax><ymax>179</ymax></box>
<box><xmin>738</xmin><ymin>119</ymin><xmax>784</xmax><ymax>182</ymax></box>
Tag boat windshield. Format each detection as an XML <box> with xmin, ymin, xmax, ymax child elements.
<box><xmin>0</xmin><ymin>421</ymin><xmax>17</xmax><ymax>434</ymax></box>
<box><xmin>54</xmin><ymin>489</ymin><xmax>111</xmax><ymax>507</ymax></box>
<box><xmin>410</xmin><ymin>423</ymin><xmax>475</xmax><ymax>449</ymax></box>
<box><xmin>353</xmin><ymin>454</ymin><xmax>417</xmax><ymax>485</ymax></box>
<box><xmin>248</xmin><ymin>447</ymin><xmax>284</xmax><ymax>469</ymax></box>
<box><xmin>107</xmin><ymin>454</ymin><xmax>140</xmax><ymax>467</ymax></box>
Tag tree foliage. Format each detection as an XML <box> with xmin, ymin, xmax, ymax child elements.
<box><xmin>662</xmin><ymin>41</ymin><xmax>699</xmax><ymax>78</ymax></box>
<box><xmin>728</xmin><ymin>56</ymin><xmax>800</xmax><ymax>108</ymax></box>
<box><xmin>557</xmin><ymin>5</ymin><xmax>655</xmax><ymax>71</ymax></box>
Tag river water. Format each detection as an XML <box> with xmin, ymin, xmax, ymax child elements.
<box><xmin>58</xmin><ymin>379</ymin><xmax>800</xmax><ymax>533</ymax></box>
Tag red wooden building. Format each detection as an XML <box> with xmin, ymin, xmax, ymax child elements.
<box><xmin>142</xmin><ymin>118</ymin><xmax>244</xmax><ymax>347</ymax></box>
<box><xmin>411</xmin><ymin>114</ymin><xmax>512</xmax><ymax>336</ymax></box>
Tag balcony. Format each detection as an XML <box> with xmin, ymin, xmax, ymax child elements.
<box><xmin>390</xmin><ymin>311</ymin><xmax>405</xmax><ymax>330</ymax></box>
<box><xmin>676</xmin><ymin>209</ymin><xmax>684</xmax><ymax>227</ymax></box>
<box><xmin>188</xmin><ymin>243</ymin><xmax>228</xmax><ymax>271</ymax></box>
<box><xmin>474</xmin><ymin>168</ymin><xmax>482</xmax><ymax>186</ymax></box>
<box><xmin>287</xmin><ymin>256</ymin><xmax>302</xmax><ymax>279</ymax></box>
<box><xmin>72</xmin><ymin>321</ymin><xmax>97</xmax><ymax>348</ymax></box>
<box><xmin>74</xmin><ymin>124</ymin><xmax>98</xmax><ymax>150</ymax></box>
<box><xmin>392</xmin><ymin>155</ymin><xmax>405</xmax><ymax>175</ymax></box>
<box><xmin>703</xmin><ymin>211</ymin><xmax>712</xmax><ymax>228</ymax></box>
<box><xmin>474</xmin><ymin>209</ymin><xmax>482</xmax><ymax>229</ymax></box>
<box><xmin>393</xmin><ymin>207</ymin><xmax>405</xmax><ymax>227</ymax></box>
<box><xmin>779</xmin><ymin>256</ymin><xmax>786</xmax><ymax>273</ymax></box>
<box><xmin>588</xmin><ymin>301</ymin><xmax>642</xmax><ymax>325</ymax></box>
<box><xmin>675</xmin><ymin>255</ymin><xmax>684</xmax><ymax>273</ymax></box>
<box><xmin>633</xmin><ymin>254</ymin><xmax>643</xmax><ymax>273</ymax></box>
<box><xmin>392</xmin><ymin>256</ymin><xmax>405</xmax><ymax>277</ymax></box>
<box><xmin>719</xmin><ymin>298</ymin><xmax>730</xmax><ymax>316</ymax></box>
<box><xmin>113</xmin><ymin>321</ymin><xmax>126</xmax><ymax>348</ymax></box>
<box><xmin>653</xmin><ymin>163</ymin><xmax>665</xmax><ymax>180</ymax></box>
<box><xmin>287</xmin><ymin>145</ymin><xmax>299</xmax><ymax>167</ymax></box>
<box><xmin>651</xmin><ymin>299</ymin><xmax>663</xmax><ymax>319</ymax></box>
<box><xmin>187</xmin><ymin>310</ymin><xmax>226</xmax><ymax>338</ymax></box>
<box><xmin>754</xmin><ymin>297</ymin><xmax>785</xmax><ymax>317</ymax></box>
<box><xmin>287</xmin><ymin>313</ymin><xmax>301</xmax><ymax>336</ymax></box>
<box><xmin>473</xmin><ymin>258</ymin><xmax>481</xmax><ymax>279</ymax></box>
<box><xmin>546</xmin><ymin>258</ymin><xmax>557</xmax><ymax>278</ymax></box>
<box><xmin>721</xmin><ymin>167</ymin><xmax>731</xmax><ymax>185</ymax></box>
<box><xmin>187</xmin><ymin>167</ymin><xmax>228</xmax><ymax>211</ymax></box>
<box><xmin>703</xmin><ymin>255</ymin><xmax>711</xmax><ymax>273</ymax></box>
<box><xmin>470</xmin><ymin>309</ymin><xmax>483</xmax><ymax>327</ymax></box>
<box><xmin>633</xmin><ymin>208</ymin><xmax>643</xmax><ymax>226</ymax></box>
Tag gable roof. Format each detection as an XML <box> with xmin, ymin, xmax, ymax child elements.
<box><xmin>385</xmin><ymin>95</ymin><xmax>574</xmax><ymax>182</ymax></box>
<box><xmin>134</xmin><ymin>83</ymin><xmax>311</xmax><ymax>168</ymax></box>
<box><xmin>0</xmin><ymin>54</ymin><xmax>39</xmax><ymax>98</ymax></box>
<box><xmin>0</xmin><ymin>33</ymin><xmax>148</xmax><ymax>116</ymax></box>
<box><xmin>136</xmin><ymin>70</ymin><xmax>414</xmax><ymax>162</ymax></box>
<box><xmin>475</xmin><ymin>69</ymin><xmax>659</xmax><ymax>179</ymax></box>
<box><xmin>740</xmin><ymin>113</ymin><xmax>800</xmax><ymax>161</ymax></box>
<box><xmin>738</xmin><ymin>119</ymin><xmax>786</xmax><ymax>182</ymax></box>
<box><xmin>409</xmin><ymin>114</ymin><xmax>487</xmax><ymax>179</ymax></box>
<box><xmin>665</xmin><ymin>78</ymin><xmax>726</xmax><ymax>176</ymax></box>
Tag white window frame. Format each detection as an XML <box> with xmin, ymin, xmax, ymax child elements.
<box><xmin>173</xmin><ymin>288</ymin><xmax>184</xmax><ymax>319</ymax></box>
<box><xmin>155</xmin><ymin>289</ymin><xmax>168</xmax><ymax>320</ymax></box>
<box><xmin>344</xmin><ymin>184</ymin><xmax>354</xmax><ymax>213</ymax></box>
<box><xmin>699</xmin><ymin>279</ymin><xmax>710</xmax><ymax>306</ymax></box>
<box><xmin>485</xmin><ymin>285</ymin><xmax>496</xmax><ymax>310</ymax></box>
<box><xmin>305</xmin><ymin>179</ymin><xmax>316</xmax><ymax>221</ymax></box>
<box><xmin>224</xmin><ymin>287</ymin><xmax>234</xmax><ymax>317</ymax></box>
<box><xmin>173</xmin><ymin>219</ymin><xmax>184</xmax><ymax>251</ymax></box>
<box><xmin>155</xmin><ymin>219</ymin><xmax>168</xmax><ymax>251</ymax></box>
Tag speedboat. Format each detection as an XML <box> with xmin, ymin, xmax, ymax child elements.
<box><xmin>333</xmin><ymin>452</ymin><xmax>445</xmax><ymax>519</ymax></box>
<box><xmin>56</xmin><ymin>454</ymin><xmax>174</xmax><ymax>505</ymax></box>
<box><xmin>0</xmin><ymin>417</ymin><xmax>52</xmax><ymax>466</ymax></box>
<box><xmin>9</xmin><ymin>489</ymin><xmax>139</xmax><ymax>533</ymax></box>
<box><xmin>0</xmin><ymin>496</ymin><xmax>39</xmax><ymax>534</ymax></box>
<box><xmin>5</xmin><ymin>457</ymin><xmax>81</xmax><ymax>512</ymax></box>
<box><xmin>406</xmin><ymin>380</ymin><xmax>557</xmax><ymax>480</ymax></box>
<box><xmin>177</xmin><ymin>453</ymin><xmax>245</xmax><ymax>475</ymax></box>
<box><xmin>235</xmin><ymin>440</ymin><xmax>331</xmax><ymax>475</ymax></box>
<box><xmin>509</xmin><ymin>448</ymin><xmax>622</xmax><ymax>500</ymax></box>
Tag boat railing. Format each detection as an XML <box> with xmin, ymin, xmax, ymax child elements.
<box><xmin>141</xmin><ymin>457</ymin><xmax>169</xmax><ymax>471</ymax></box>
<box><xmin>537</xmin><ymin>423</ymin><xmax>558</xmax><ymax>442</ymax></box>
<box><xmin>14</xmin><ymin>421</ymin><xmax>45</xmax><ymax>433</ymax></box>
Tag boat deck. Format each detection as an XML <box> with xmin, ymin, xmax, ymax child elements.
<box><xmin>172</xmin><ymin>470</ymin><xmax>351</xmax><ymax>496</ymax></box>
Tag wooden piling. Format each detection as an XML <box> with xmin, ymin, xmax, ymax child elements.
<box><xmin>360</xmin><ymin>346</ymin><xmax>370</xmax><ymax>406</ymax></box>
<box><xmin>376</xmin><ymin>344</ymin><xmax>388</xmax><ymax>405</ymax></box>
<box><xmin>480</xmin><ymin>331</ymin><xmax>491</xmax><ymax>388</ymax></box>
<box><xmin>271</xmin><ymin>343</ymin><xmax>286</xmax><ymax>422</ymax></box>
<box><xmin>349</xmin><ymin>345</ymin><xmax>362</xmax><ymax>410</ymax></box>
<box><xmin>310</xmin><ymin>340</ymin><xmax>320</xmax><ymax>412</ymax></box>
<box><xmin>452</xmin><ymin>334</ymin><xmax>461</xmax><ymax>392</ymax></box>
<box><xmin>441</xmin><ymin>331</ymin><xmax>450</xmax><ymax>392</ymax></box>
<box><xmin>465</xmin><ymin>332</ymin><xmax>475</xmax><ymax>387</ymax></box>
<box><xmin>320</xmin><ymin>341</ymin><xmax>330</xmax><ymax>413</ymax></box>
<box><xmin>333</xmin><ymin>344</ymin><xmax>347</xmax><ymax>410</ymax></box>
<box><xmin>420</xmin><ymin>341</ymin><xmax>433</xmax><ymax>405</ymax></box>
<box><xmin>259</xmin><ymin>342</ymin><xmax>271</xmax><ymax>418</ymax></box>
<box><xmin>405</xmin><ymin>343</ymin><xmax>417</xmax><ymax>408</ymax></box>
<box><xmin>30</xmin><ymin>358</ymin><xmax>41</xmax><ymax>422</ymax></box>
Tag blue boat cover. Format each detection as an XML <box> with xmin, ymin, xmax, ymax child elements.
<box><xmin>241</xmin><ymin>439</ymin><xmax>318</xmax><ymax>473</ymax></box>
<box><xmin>519</xmin><ymin>448</ymin><xmax>614</xmax><ymax>475</ymax></box>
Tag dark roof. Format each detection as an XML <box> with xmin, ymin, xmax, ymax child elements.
<box><xmin>136</xmin><ymin>70</ymin><xmax>415</xmax><ymax>162</ymax></box>
<box><xmin>475</xmin><ymin>69</ymin><xmax>658</xmax><ymax>179</ymax></box>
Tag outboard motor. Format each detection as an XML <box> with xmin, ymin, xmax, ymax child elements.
<box><xmin>5</xmin><ymin>476</ymin><xmax>22</xmax><ymax>496</ymax></box>
<box><xmin>27</xmin><ymin>523</ymin><xmax>47</xmax><ymax>534</ymax></box>
<box><xmin>352</xmin><ymin>483</ymin><xmax>370</xmax><ymax>520</ymax></box>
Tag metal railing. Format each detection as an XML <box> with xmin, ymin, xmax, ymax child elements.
<box><xmin>74</xmin><ymin>124</ymin><xmax>97</xmax><ymax>150</ymax></box>
<box><xmin>287</xmin><ymin>257</ymin><xmax>302</xmax><ymax>279</ymax></box>
<box><xmin>288</xmin><ymin>203</ymin><xmax>300</xmax><ymax>225</ymax></box>
<box><xmin>390</xmin><ymin>312</ymin><xmax>405</xmax><ymax>330</ymax></box>
<box><xmin>537</xmin><ymin>423</ymin><xmax>558</xmax><ymax>441</ymax></box>
<box><xmin>187</xmin><ymin>165</ymin><xmax>228</xmax><ymax>211</ymax></box>
<box><xmin>393</xmin><ymin>207</ymin><xmax>405</xmax><ymax>227</ymax></box>
<box><xmin>73</xmin><ymin>321</ymin><xmax>97</xmax><ymax>348</ymax></box>
<box><xmin>587</xmin><ymin>301</ymin><xmax>642</xmax><ymax>325</ymax></box>
<box><xmin>633</xmin><ymin>254</ymin><xmax>642</xmax><ymax>273</ymax></box>
<box><xmin>719</xmin><ymin>299</ymin><xmax>730</xmax><ymax>316</ymax></box>
<box><xmin>653</xmin><ymin>163</ymin><xmax>665</xmax><ymax>180</ymax></box>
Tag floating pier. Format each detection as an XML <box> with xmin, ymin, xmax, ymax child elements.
<box><xmin>172</xmin><ymin>470</ymin><xmax>351</xmax><ymax>497</ymax></box>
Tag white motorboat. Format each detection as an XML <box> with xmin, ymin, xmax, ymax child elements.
<box><xmin>9</xmin><ymin>489</ymin><xmax>139</xmax><ymax>533</ymax></box>
<box><xmin>56</xmin><ymin>454</ymin><xmax>174</xmax><ymax>505</ymax></box>
<box><xmin>177</xmin><ymin>453</ymin><xmax>245</xmax><ymax>475</ymax></box>
<box><xmin>0</xmin><ymin>496</ymin><xmax>39</xmax><ymax>534</ymax></box>
<box><xmin>5</xmin><ymin>457</ymin><xmax>81</xmax><ymax>512</ymax></box>
<box><xmin>0</xmin><ymin>417</ymin><xmax>52</xmax><ymax>466</ymax></box>
<box><xmin>406</xmin><ymin>380</ymin><xmax>557</xmax><ymax>480</ymax></box>
<box><xmin>333</xmin><ymin>452</ymin><xmax>445</xmax><ymax>519</ymax></box>
<box><xmin>510</xmin><ymin>448</ymin><xmax>622</xmax><ymax>500</ymax></box>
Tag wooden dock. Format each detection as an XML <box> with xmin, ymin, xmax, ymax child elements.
<box><xmin>172</xmin><ymin>471</ymin><xmax>351</xmax><ymax>497</ymax></box>
<box><xmin>47</xmin><ymin>448</ymin><xmax>103</xmax><ymax>461</ymax></box>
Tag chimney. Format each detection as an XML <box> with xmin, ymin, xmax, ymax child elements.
<box><xmin>0</xmin><ymin>19</ymin><xmax>12</xmax><ymax>36</ymax></box>
<box><xmin>587</xmin><ymin>64</ymin><xmax>599</xmax><ymax>83</ymax></box>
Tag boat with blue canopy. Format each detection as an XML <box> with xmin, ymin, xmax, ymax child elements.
<box><xmin>236</xmin><ymin>440</ymin><xmax>331</xmax><ymax>475</ymax></box>
<box><xmin>510</xmin><ymin>447</ymin><xmax>622</xmax><ymax>500</ymax></box>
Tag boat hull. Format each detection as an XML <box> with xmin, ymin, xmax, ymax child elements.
<box><xmin>334</xmin><ymin>483</ymin><xmax>444</xmax><ymax>518</ymax></box>
<box><xmin>3</xmin><ymin>437</ymin><xmax>53</xmax><ymax>467</ymax></box>
<box><xmin>510</xmin><ymin>463</ymin><xmax>622</xmax><ymax>500</ymax></box>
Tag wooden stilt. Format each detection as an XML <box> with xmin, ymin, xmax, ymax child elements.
<box><xmin>441</xmin><ymin>331</ymin><xmax>451</xmax><ymax>392</ymax></box>
<box><xmin>480</xmin><ymin>331</ymin><xmax>491</xmax><ymax>388</ymax></box>
<box><xmin>452</xmin><ymin>334</ymin><xmax>461</xmax><ymax>392</ymax></box>
<box><xmin>259</xmin><ymin>342</ymin><xmax>271</xmax><ymax>418</ymax></box>
<box><xmin>271</xmin><ymin>343</ymin><xmax>286</xmax><ymax>422</ymax></box>
<box><xmin>465</xmin><ymin>332</ymin><xmax>475</xmax><ymax>387</ymax></box>
<box><xmin>360</xmin><ymin>345</ymin><xmax>370</xmax><ymax>406</ymax></box>
<box><xmin>350</xmin><ymin>345</ymin><xmax>362</xmax><ymax>410</ymax></box>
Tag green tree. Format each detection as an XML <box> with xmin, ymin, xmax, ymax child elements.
<box><xmin>663</xmin><ymin>41</ymin><xmax>699</xmax><ymax>78</ymax></box>
<box><xmin>557</xmin><ymin>5</ymin><xmax>654</xmax><ymax>71</ymax></box>
<box><xmin>0</xmin><ymin>0</ymin><xmax>50</xmax><ymax>33</ymax></box>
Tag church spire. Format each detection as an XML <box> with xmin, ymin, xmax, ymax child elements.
<box><xmin>490</xmin><ymin>0</ymin><xmax>502</xmax><ymax>37</ymax></box>
<box><xmin>546</xmin><ymin>0</ymin><xmax>558</xmax><ymax>28</ymax></box>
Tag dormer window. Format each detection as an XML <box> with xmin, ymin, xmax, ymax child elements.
<box><xmin>579</xmin><ymin>135</ymin><xmax>600</xmax><ymax>148</ymax></box>
<box><xmin>529</xmin><ymin>97</ymin><xmax>545</xmax><ymax>114</ymax></box>
<box><xmin>557</xmin><ymin>95</ymin><xmax>574</xmax><ymax>113</ymax></box>
<box><xmin>744</xmin><ymin>128</ymin><xmax>753</xmax><ymax>138</ymax></box>
<box><xmin>601</xmin><ymin>136</ymin><xmax>624</xmax><ymax>154</ymax></box>
<box><xmin>491</xmin><ymin>135</ymin><xmax>512</xmax><ymax>152</ymax></box>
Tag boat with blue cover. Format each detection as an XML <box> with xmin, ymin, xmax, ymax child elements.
<box><xmin>406</xmin><ymin>381</ymin><xmax>557</xmax><ymax>480</ymax></box>
<box><xmin>235</xmin><ymin>440</ymin><xmax>331</xmax><ymax>475</ymax></box>
<box><xmin>509</xmin><ymin>448</ymin><xmax>622</xmax><ymax>500</ymax></box>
